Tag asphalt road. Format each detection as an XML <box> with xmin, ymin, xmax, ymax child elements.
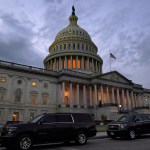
<box><xmin>1</xmin><ymin>136</ymin><xmax>150</xmax><ymax>150</ymax></box>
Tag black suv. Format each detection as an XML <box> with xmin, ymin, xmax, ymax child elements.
<box><xmin>107</xmin><ymin>114</ymin><xmax>150</xmax><ymax>140</ymax></box>
<box><xmin>0</xmin><ymin>113</ymin><xmax>96</xmax><ymax>149</ymax></box>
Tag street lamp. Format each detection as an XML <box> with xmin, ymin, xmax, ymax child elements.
<box><xmin>118</xmin><ymin>105</ymin><xmax>122</xmax><ymax>113</ymax></box>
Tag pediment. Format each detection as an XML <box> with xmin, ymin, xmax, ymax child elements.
<box><xmin>99</xmin><ymin>71</ymin><xmax>132</xmax><ymax>84</ymax></box>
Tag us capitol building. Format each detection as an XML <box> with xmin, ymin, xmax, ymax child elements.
<box><xmin>0</xmin><ymin>7</ymin><xmax>150</xmax><ymax>124</ymax></box>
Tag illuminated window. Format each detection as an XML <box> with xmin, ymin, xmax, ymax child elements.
<box><xmin>31</xmin><ymin>95</ymin><xmax>36</xmax><ymax>105</ymax></box>
<box><xmin>73</xmin><ymin>59</ymin><xmax>76</xmax><ymax>68</ymax></box>
<box><xmin>78</xmin><ymin>60</ymin><xmax>81</xmax><ymax>68</ymax></box>
<box><xmin>12</xmin><ymin>112</ymin><xmax>19</xmax><ymax>121</ymax></box>
<box><xmin>32</xmin><ymin>81</ymin><xmax>38</xmax><ymax>87</ymax></box>
<box><xmin>68</xmin><ymin>59</ymin><xmax>71</xmax><ymax>68</ymax></box>
<box><xmin>0</xmin><ymin>77</ymin><xmax>6</xmax><ymax>83</ymax></box>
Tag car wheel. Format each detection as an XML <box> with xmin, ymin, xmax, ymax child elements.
<box><xmin>16</xmin><ymin>134</ymin><xmax>33</xmax><ymax>150</ymax></box>
<box><xmin>128</xmin><ymin>130</ymin><xmax>136</xmax><ymax>140</ymax></box>
<box><xmin>75</xmin><ymin>132</ymin><xmax>87</xmax><ymax>145</ymax></box>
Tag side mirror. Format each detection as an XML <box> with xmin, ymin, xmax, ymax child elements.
<box><xmin>38</xmin><ymin>121</ymin><xmax>43</xmax><ymax>125</ymax></box>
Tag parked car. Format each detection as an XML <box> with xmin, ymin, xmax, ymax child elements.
<box><xmin>3</xmin><ymin>121</ymin><xmax>23</xmax><ymax>128</ymax></box>
<box><xmin>107</xmin><ymin>114</ymin><xmax>150</xmax><ymax>140</ymax></box>
<box><xmin>0</xmin><ymin>113</ymin><xmax>96</xmax><ymax>150</ymax></box>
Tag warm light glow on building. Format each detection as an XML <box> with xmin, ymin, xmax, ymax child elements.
<box><xmin>73</xmin><ymin>59</ymin><xmax>76</xmax><ymax>68</ymax></box>
<box><xmin>0</xmin><ymin>77</ymin><xmax>6</xmax><ymax>83</ymax></box>
<box><xmin>78</xmin><ymin>60</ymin><xmax>81</xmax><ymax>68</ymax></box>
<box><xmin>31</xmin><ymin>95</ymin><xmax>36</xmax><ymax>104</ymax></box>
<box><xmin>68</xmin><ymin>59</ymin><xmax>71</xmax><ymax>68</ymax></box>
<box><xmin>32</xmin><ymin>81</ymin><xmax>38</xmax><ymax>87</ymax></box>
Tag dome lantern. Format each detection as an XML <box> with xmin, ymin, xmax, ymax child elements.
<box><xmin>69</xmin><ymin>6</ymin><xmax>78</xmax><ymax>26</ymax></box>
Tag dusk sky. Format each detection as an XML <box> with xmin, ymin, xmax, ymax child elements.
<box><xmin>0</xmin><ymin>0</ymin><xmax>150</xmax><ymax>88</ymax></box>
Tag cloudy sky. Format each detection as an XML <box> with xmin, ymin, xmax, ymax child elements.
<box><xmin>0</xmin><ymin>0</ymin><xmax>150</xmax><ymax>88</ymax></box>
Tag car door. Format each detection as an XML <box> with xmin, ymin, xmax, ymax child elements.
<box><xmin>55</xmin><ymin>114</ymin><xmax>75</xmax><ymax>141</ymax></box>
<box><xmin>141</xmin><ymin>115</ymin><xmax>150</xmax><ymax>133</ymax></box>
<box><xmin>37</xmin><ymin>114</ymin><xmax>57</xmax><ymax>143</ymax></box>
<box><xmin>134</xmin><ymin>115</ymin><xmax>144</xmax><ymax>134</ymax></box>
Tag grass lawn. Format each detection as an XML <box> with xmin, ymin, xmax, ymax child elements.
<box><xmin>96</xmin><ymin>125</ymin><xmax>107</xmax><ymax>132</ymax></box>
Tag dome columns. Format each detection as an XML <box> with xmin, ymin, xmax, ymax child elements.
<box><xmin>45</xmin><ymin>55</ymin><xmax>102</xmax><ymax>73</ymax></box>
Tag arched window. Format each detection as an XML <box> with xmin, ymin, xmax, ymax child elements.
<box><xmin>15</xmin><ymin>89</ymin><xmax>21</xmax><ymax>102</ymax></box>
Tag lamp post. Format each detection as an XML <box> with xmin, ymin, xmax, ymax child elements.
<box><xmin>118</xmin><ymin>105</ymin><xmax>122</xmax><ymax>113</ymax></box>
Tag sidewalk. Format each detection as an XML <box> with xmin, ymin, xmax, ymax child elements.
<box><xmin>90</xmin><ymin>132</ymin><xmax>108</xmax><ymax>139</ymax></box>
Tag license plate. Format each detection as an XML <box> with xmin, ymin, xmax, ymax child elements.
<box><xmin>110</xmin><ymin>132</ymin><xmax>114</xmax><ymax>135</ymax></box>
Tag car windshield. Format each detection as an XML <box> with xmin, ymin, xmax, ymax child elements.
<box><xmin>117</xmin><ymin>115</ymin><xmax>134</xmax><ymax>122</ymax></box>
<box><xmin>28</xmin><ymin>114</ymin><xmax>45</xmax><ymax>123</ymax></box>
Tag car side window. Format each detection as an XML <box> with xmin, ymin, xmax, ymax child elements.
<box><xmin>42</xmin><ymin>115</ymin><xmax>56</xmax><ymax>123</ymax></box>
<box><xmin>56</xmin><ymin>115</ymin><xmax>73</xmax><ymax>122</ymax></box>
<box><xmin>135</xmin><ymin>116</ymin><xmax>143</xmax><ymax>122</ymax></box>
<box><xmin>141</xmin><ymin>115</ymin><xmax>150</xmax><ymax>121</ymax></box>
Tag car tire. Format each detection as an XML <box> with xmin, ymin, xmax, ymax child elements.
<box><xmin>128</xmin><ymin>129</ymin><xmax>136</xmax><ymax>140</ymax></box>
<box><xmin>75</xmin><ymin>132</ymin><xmax>87</xmax><ymax>145</ymax></box>
<box><xmin>16</xmin><ymin>134</ymin><xmax>33</xmax><ymax>150</ymax></box>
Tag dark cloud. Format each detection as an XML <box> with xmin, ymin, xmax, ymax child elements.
<box><xmin>0</xmin><ymin>13</ymin><xmax>44</xmax><ymax>67</ymax></box>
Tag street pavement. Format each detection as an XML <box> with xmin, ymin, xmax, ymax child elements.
<box><xmin>91</xmin><ymin>132</ymin><xmax>108</xmax><ymax>139</ymax></box>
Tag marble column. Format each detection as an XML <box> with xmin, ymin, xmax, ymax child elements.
<box><xmin>77</xmin><ymin>83</ymin><xmax>80</xmax><ymax>108</ymax></box>
<box><xmin>69</xmin><ymin>82</ymin><xmax>73</xmax><ymax>108</ymax></box>
<box><xmin>106</xmin><ymin>86</ymin><xmax>110</xmax><ymax>104</ymax></box>
<box><xmin>112</xmin><ymin>87</ymin><xmax>115</xmax><ymax>104</ymax></box>
<box><xmin>121</xmin><ymin>89</ymin><xmax>125</xmax><ymax>110</ymax></box>
<box><xmin>83</xmin><ymin>85</ymin><xmax>87</xmax><ymax>108</ymax></box>
<box><xmin>127</xmin><ymin>90</ymin><xmax>131</xmax><ymax>110</ymax></box>
<box><xmin>87</xmin><ymin>57</ymin><xmax>89</xmax><ymax>70</ymax></box>
<box><xmin>59</xmin><ymin>57</ymin><xmax>62</xmax><ymax>70</ymax></box>
<box><xmin>90</xmin><ymin>86</ymin><xmax>92</xmax><ymax>107</ymax></box>
<box><xmin>81</xmin><ymin>56</ymin><xmax>84</xmax><ymax>69</ymax></box>
<box><xmin>76</xmin><ymin>56</ymin><xmax>78</xmax><ymax>69</ymax></box>
<box><xmin>139</xmin><ymin>94</ymin><xmax>142</xmax><ymax>108</ymax></box>
<box><xmin>92</xmin><ymin>59</ymin><xmax>94</xmax><ymax>71</ymax></box>
<box><xmin>70</xmin><ymin>56</ymin><xmax>72</xmax><ymax>69</ymax></box>
<box><xmin>117</xmin><ymin>88</ymin><xmax>120</xmax><ymax>106</ymax></box>
<box><xmin>134</xmin><ymin>93</ymin><xmax>137</xmax><ymax>107</ymax></box>
<box><xmin>131</xmin><ymin>91</ymin><xmax>135</xmax><ymax>108</ymax></box>
<box><xmin>100</xmin><ymin>85</ymin><xmax>104</xmax><ymax>105</ymax></box>
<box><xmin>94</xmin><ymin>84</ymin><xmax>98</xmax><ymax>107</ymax></box>
<box><xmin>64</xmin><ymin>56</ymin><xmax>67</xmax><ymax>68</ymax></box>
<box><xmin>54</xmin><ymin>58</ymin><xmax>56</xmax><ymax>70</ymax></box>
<box><xmin>62</xmin><ymin>82</ymin><xmax>65</xmax><ymax>106</ymax></box>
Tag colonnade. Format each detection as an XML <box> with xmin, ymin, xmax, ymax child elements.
<box><xmin>46</xmin><ymin>55</ymin><xmax>102</xmax><ymax>73</ymax></box>
<box><xmin>58</xmin><ymin>81</ymin><xmax>145</xmax><ymax>111</ymax></box>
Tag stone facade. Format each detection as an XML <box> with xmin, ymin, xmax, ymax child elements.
<box><xmin>0</xmin><ymin>7</ymin><xmax>150</xmax><ymax>124</ymax></box>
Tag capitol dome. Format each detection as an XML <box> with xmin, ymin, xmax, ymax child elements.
<box><xmin>44</xmin><ymin>6</ymin><xmax>103</xmax><ymax>74</ymax></box>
